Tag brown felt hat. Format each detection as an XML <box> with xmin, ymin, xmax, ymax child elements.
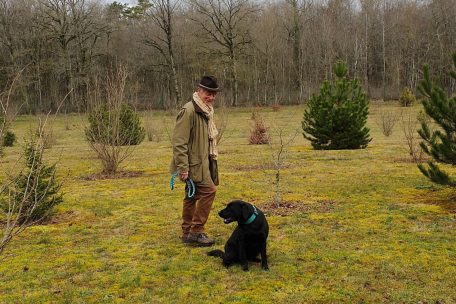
<box><xmin>198</xmin><ymin>75</ymin><xmax>221</xmax><ymax>92</ymax></box>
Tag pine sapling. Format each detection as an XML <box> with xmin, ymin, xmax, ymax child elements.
<box><xmin>417</xmin><ymin>51</ymin><xmax>456</xmax><ymax>186</ymax></box>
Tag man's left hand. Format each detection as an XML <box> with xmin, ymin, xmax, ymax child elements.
<box><xmin>179</xmin><ymin>171</ymin><xmax>189</xmax><ymax>181</ymax></box>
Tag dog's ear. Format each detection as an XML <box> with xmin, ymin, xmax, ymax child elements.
<box><xmin>241</xmin><ymin>203</ymin><xmax>251</xmax><ymax>220</ymax></box>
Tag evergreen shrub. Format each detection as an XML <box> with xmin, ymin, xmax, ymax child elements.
<box><xmin>302</xmin><ymin>61</ymin><xmax>371</xmax><ymax>150</ymax></box>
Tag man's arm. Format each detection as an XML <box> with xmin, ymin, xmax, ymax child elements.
<box><xmin>172</xmin><ymin>107</ymin><xmax>191</xmax><ymax>180</ymax></box>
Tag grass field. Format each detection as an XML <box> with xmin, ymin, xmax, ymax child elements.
<box><xmin>0</xmin><ymin>102</ymin><xmax>455</xmax><ymax>303</ymax></box>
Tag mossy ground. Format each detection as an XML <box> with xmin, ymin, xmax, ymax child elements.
<box><xmin>0</xmin><ymin>102</ymin><xmax>455</xmax><ymax>303</ymax></box>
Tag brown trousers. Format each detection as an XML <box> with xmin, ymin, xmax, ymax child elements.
<box><xmin>182</xmin><ymin>184</ymin><xmax>217</xmax><ymax>235</ymax></box>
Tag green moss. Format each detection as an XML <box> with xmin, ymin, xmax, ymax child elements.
<box><xmin>0</xmin><ymin>104</ymin><xmax>455</xmax><ymax>303</ymax></box>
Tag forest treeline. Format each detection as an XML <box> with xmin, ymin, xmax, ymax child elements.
<box><xmin>0</xmin><ymin>0</ymin><xmax>455</xmax><ymax>112</ymax></box>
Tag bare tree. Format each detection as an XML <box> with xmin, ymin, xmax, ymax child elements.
<box><xmin>282</xmin><ymin>0</ymin><xmax>314</xmax><ymax>100</ymax></box>
<box><xmin>0</xmin><ymin>0</ymin><xmax>40</xmax><ymax>111</ymax></box>
<box><xmin>267</xmin><ymin>128</ymin><xmax>298</xmax><ymax>206</ymax></box>
<box><xmin>189</xmin><ymin>0</ymin><xmax>257</xmax><ymax>106</ymax></box>
<box><xmin>140</xmin><ymin>0</ymin><xmax>182</xmax><ymax>107</ymax></box>
<box><xmin>0</xmin><ymin>0</ymin><xmax>455</xmax><ymax>110</ymax></box>
<box><xmin>36</xmin><ymin>0</ymin><xmax>107</xmax><ymax>110</ymax></box>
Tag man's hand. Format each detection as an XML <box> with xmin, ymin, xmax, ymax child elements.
<box><xmin>179</xmin><ymin>171</ymin><xmax>189</xmax><ymax>181</ymax></box>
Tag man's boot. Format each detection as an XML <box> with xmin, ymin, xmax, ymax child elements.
<box><xmin>186</xmin><ymin>233</ymin><xmax>215</xmax><ymax>247</ymax></box>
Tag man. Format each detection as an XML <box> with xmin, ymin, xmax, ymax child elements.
<box><xmin>170</xmin><ymin>75</ymin><xmax>220</xmax><ymax>246</ymax></box>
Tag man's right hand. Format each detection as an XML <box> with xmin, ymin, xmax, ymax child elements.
<box><xmin>179</xmin><ymin>171</ymin><xmax>189</xmax><ymax>181</ymax></box>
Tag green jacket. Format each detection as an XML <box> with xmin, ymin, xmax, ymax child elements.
<box><xmin>170</xmin><ymin>100</ymin><xmax>213</xmax><ymax>185</ymax></box>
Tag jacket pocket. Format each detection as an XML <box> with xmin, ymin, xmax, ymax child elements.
<box><xmin>189</xmin><ymin>161</ymin><xmax>203</xmax><ymax>183</ymax></box>
<box><xmin>209</xmin><ymin>157</ymin><xmax>219</xmax><ymax>186</ymax></box>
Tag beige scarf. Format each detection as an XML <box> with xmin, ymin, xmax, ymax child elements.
<box><xmin>193</xmin><ymin>92</ymin><xmax>218</xmax><ymax>159</ymax></box>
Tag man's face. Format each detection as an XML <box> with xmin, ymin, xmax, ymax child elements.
<box><xmin>197</xmin><ymin>88</ymin><xmax>217</xmax><ymax>106</ymax></box>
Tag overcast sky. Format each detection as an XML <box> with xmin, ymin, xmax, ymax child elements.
<box><xmin>100</xmin><ymin>0</ymin><xmax>136</xmax><ymax>5</ymax></box>
<box><xmin>107</xmin><ymin>0</ymin><xmax>137</xmax><ymax>5</ymax></box>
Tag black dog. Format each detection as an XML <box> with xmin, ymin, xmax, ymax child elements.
<box><xmin>208</xmin><ymin>200</ymin><xmax>269</xmax><ymax>271</ymax></box>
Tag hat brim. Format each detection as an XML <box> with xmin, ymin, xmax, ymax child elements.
<box><xmin>198</xmin><ymin>84</ymin><xmax>221</xmax><ymax>92</ymax></box>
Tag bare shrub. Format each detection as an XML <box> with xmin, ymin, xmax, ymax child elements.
<box><xmin>249</xmin><ymin>109</ymin><xmax>269</xmax><ymax>145</ymax></box>
<box><xmin>144</xmin><ymin>114</ymin><xmax>162</xmax><ymax>143</ymax></box>
<box><xmin>376</xmin><ymin>108</ymin><xmax>399</xmax><ymax>137</ymax></box>
<box><xmin>0</xmin><ymin>68</ymin><xmax>26</xmax><ymax>154</ymax></box>
<box><xmin>267</xmin><ymin>128</ymin><xmax>299</xmax><ymax>206</ymax></box>
<box><xmin>0</xmin><ymin>69</ymin><xmax>67</xmax><ymax>257</ymax></box>
<box><xmin>215</xmin><ymin>99</ymin><xmax>229</xmax><ymax>145</ymax></box>
<box><xmin>250</xmin><ymin>106</ymin><xmax>261</xmax><ymax>120</ymax></box>
<box><xmin>401</xmin><ymin>109</ymin><xmax>427</xmax><ymax>163</ymax></box>
<box><xmin>1</xmin><ymin>115</ymin><xmax>64</xmax><ymax>256</ymax></box>
<box><xmin>271</xmin><ymin>103</ymin><xmax>281</xmax><ymax>112</ymax></box>
<box><xmin>64</xmin><ymin>112</ymin><xmax>71</xmax><ymax>131</ymax></box>
<box><xmin>161</xmin><ymin>114</ymin><xmax>176</xmax><ymax>144</ymax></box>
<box><xmin>85</xmin><ymin>65</ymin><xmax>144</xmax><ymax>174</ymax></box>
<box><xmin>37</xmin><ymin>117</ymin><xmax>57</xmax><ymax>149</ymax></box>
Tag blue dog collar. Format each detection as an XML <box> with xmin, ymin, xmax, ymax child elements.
<box><xmin>244</xmin><ymin>206</ymin><xmax>258</xmax><ymax>225</ymax></box>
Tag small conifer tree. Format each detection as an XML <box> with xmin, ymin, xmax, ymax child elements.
<box><xmin>1</xmin><ymin>138</ymin><xmax>63</xmax><ymax>224</ymax></box>
<box><xmin>417</xmin><ymin>52</ymin><xmax>456</xmax><ymax>186</ymax></box>
<box><xmin>3</xmin><ymin>130</ymin><xmax>15</xmax><ymax>147</ymax></box>
<box><xmin>86</xmin><ymin>103</ymin><xmax>145</xmax><ymax>146</ymax></box>
<box><xmin>85</xmin><ymin>103</ymin><xmax>146</xmax><ymax>146</ymax></box>
<box><xmin>399</xmin><ymin>87</ymin><xmax>416</xmax><ymax>107</ymax></box>
<box><xmin>302</xmin><ymin>61</ymin><xmax>371</xmax><ymax>150</ymax></box>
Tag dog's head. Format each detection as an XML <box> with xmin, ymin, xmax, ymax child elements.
<box><xmin>218</xmin><ymin>200</ymin><xmax>254</xmax><ymax>224</ymax></box>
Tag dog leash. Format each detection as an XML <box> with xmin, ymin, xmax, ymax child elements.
<box><xmin>244</xmin><ymin>205</ymin><xmax>258</xmax><ymax>225</ymax></box>
<box><xmin>170</xmin><ymin>172</ymin><xmax>196</xmax><ymax>198</ymax></box>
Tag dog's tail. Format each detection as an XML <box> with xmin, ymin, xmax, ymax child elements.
<box><xmin>207</xmin><ymin>249</ymin><xmax>224</xmax><ymax>258</ymax></box>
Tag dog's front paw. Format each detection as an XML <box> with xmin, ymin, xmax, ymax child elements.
<box><xmin>242</xmin><ymin>264</ymin><xmax>249</xmax><ymax>271</ymax></box>
<box><xmin>262</xmin><ymin>264</ymin><xmax>269</xmax><ymax>271</ymax></box>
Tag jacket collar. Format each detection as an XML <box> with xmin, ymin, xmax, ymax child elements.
<box><xmin>192</xmin><ymin>99</ymin><xmax>204</xmax><ymax>114</ymax></box>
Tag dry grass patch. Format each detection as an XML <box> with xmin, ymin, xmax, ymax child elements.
<box><xmin>39</xmin><ymin>210</ymin><xmax>79</xmax><ymax>225</ymax></box>
<box><xmin>82</xmin><ymin>170</ymin><xmax>144</xmax><ymax>181</ymax></box>
<box><xmin>261</xmin><ymin>199</ymin><xmax>336</xmax><ymax>216</ymax></box>
<box><xmin>409</xmin><ymin>190</ymin><xmax>456</xmax><ymax>214</ymax></box>
<box><xmin>232</xmin><ymin>164</ymin><xmax>291</xmax><ymax>171</ymax></box>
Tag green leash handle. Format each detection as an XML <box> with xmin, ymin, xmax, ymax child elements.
<box><xmin>170</xmin><ymin>172</ymin><xmax>195</xmax><ymax>198</ymax></box>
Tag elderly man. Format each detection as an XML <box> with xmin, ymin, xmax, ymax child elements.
<box><xmin>170</xmin><ymin>76</ymin><xmax>220</xmax><ymax>246</ymax></box>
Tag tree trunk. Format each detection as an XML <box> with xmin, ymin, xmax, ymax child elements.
<box><xmin>230</xmin><ymin>48</ymin><xmax>238</xmax><ymax>107</ymax></box>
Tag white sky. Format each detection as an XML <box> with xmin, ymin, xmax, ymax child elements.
<box><xmin>113</xmin><ymin>0</ymin><xmax>137</xmax><ymax>5</ymax></box>
<box><xmin>103</xmin><ymin>0</ymin><xmax>137</xmax><ymax>5</ymax></box>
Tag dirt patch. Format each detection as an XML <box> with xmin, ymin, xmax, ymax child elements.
<box><xmin>0</xmin><ymin>210</ymin><xmax>77</xmax><ymax>227</ymax></box>
<box><xmin>392</xmin><ymin>157</ymin><xmax>429</xmax><ymax>164</ymax></box>
<box><xmin>83</xmin><ymin>170</ymin><xmax>144</xmax><ymax>180</ymax></box>
<box><xmin>261</xmin><ymin>199</ymin><xmax>336</xmax><ymax>216</ymax></box>
<box><xmin>39</xmin><ymin>210</ymin><xmax>78</xmax><ymax>225</ymax></box>
<box><xmin>232</xmin><ymin>164</ymin><xmax>291</xmax><ymax>171</ymax></box>
<box><xmin>435</xmin><ymin>200</ymin><xmax>456</xmax><ymax>213</ymax></box>
<box><xmin>413</xmin><ymin>192</ymin><xmax>456</xmax><ymax>214</ymax></box>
